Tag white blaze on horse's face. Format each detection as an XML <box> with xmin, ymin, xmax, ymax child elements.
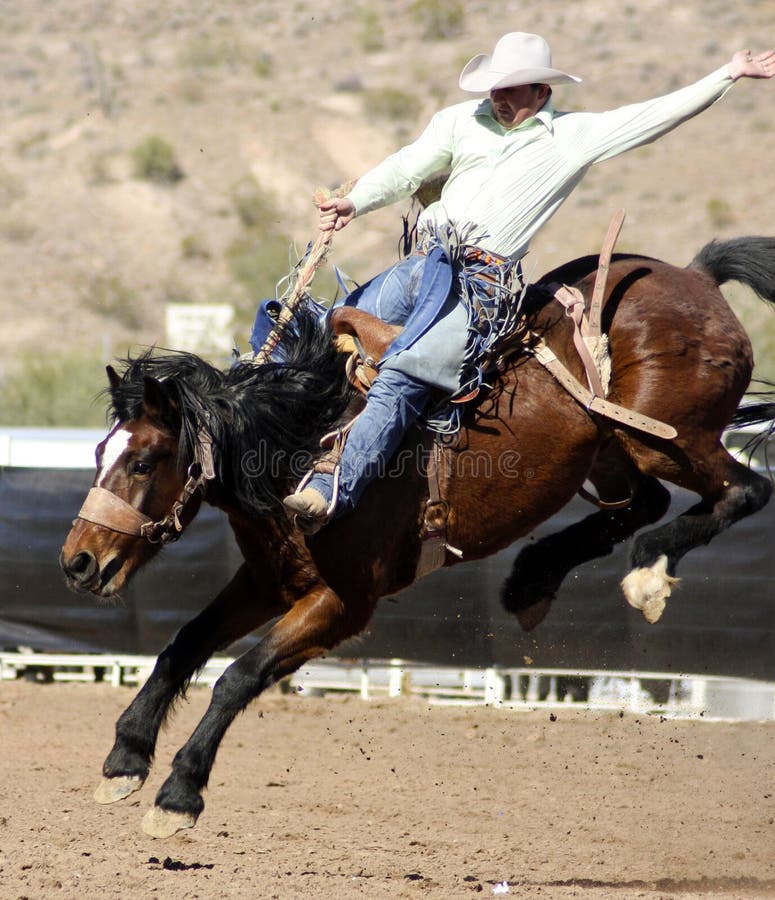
<box><xmin>96</xmin><ymin>427</ymin><xmax>132</xmax><ymax>487</ymax></box>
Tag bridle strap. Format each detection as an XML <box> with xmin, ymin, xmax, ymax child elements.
<box><xmin>77</xmin><ymin>486</ymin><xmax>153</xmax><ymax>536</ymax></box>
<box><xmin>76</xmin><ymin>427</ymin><xmax>216</xmax><ymax>544</ymax></box>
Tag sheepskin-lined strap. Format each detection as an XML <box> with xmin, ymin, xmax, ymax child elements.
<box><xmin>531</xmin><ymin>340</ymin><xmax>677</xmax><ymax>440</ymax></box>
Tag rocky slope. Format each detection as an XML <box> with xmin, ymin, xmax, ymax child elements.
<box><xmin>1</xmin><ymin>0</ymin><xmax>774</xmax><ymax>416</ymax></box>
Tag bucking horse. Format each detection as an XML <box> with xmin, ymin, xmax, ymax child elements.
<box><xmin>60</xmin><ymin>234</ymin><xmax>775</xmax><ymax>837</ymax></box>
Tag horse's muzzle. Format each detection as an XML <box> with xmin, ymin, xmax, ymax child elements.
<box><xmin>59</xmin><ymin>548</ymin><xmax>123</xmax><ymax>596</ymax></box>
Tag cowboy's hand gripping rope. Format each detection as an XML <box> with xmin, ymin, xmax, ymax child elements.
<box><xmin>251</xmin><ymin>181</ymin><xmax>355</xmax><ymax>365</ymax></box>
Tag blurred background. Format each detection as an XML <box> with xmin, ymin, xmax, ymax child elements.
<box><xmin>1</xmin><ymin>0</ymin><xmax>775</xmax><ymax>426</ymax></box>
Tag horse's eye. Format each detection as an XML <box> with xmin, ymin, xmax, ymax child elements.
<box><xmin>130</xmin><ymin>460</ymin><xmax>153</xmax><ymax>477</ymax></box>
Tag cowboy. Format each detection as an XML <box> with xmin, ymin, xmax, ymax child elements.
<box><xmin>284</xmin><ymin>32</ymin><xmax>775</xmax><ymax>532</ymax></box>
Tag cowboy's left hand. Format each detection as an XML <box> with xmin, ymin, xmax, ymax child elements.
<box><xmin>728</xmin><ymin>49</ymin><xmax>775</xmax><ymax>80</ymax></box>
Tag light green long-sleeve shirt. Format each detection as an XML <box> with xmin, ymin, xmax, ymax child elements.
<box><xmin>347</xmin><ymin>65</ymin><xmax>735</xmax><ymax>260</ymax></box>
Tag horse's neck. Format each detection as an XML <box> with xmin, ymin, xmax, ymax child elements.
<box><xmin>222</xmin><ymin>501</ymin><xmax>315</xmax><ymax>579</ymax></box>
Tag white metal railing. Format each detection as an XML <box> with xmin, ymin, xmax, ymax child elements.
<box><xmin>1</xmin><ymin>651</ymin><xmax>773</xmax><ymax>721</ymax></box>
<box><xmin>0</xmin><ymin>423</ymin><xmax>770</xmax><ymax>471</ymax></box>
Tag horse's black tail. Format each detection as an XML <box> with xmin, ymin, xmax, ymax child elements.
<box><xmin>728</xmin><ymin>386</ymin><xmax>775</xmax><ymax>475</ymax></box>
<box><xmin>690</xmin><ymin>236</ymin><xmax>775</xmax><ymax>304</ymax></box>
<box><xmin>731</xmin><ymin>390</ymin><xmax>775</xmax><ymax>431</ymax></box>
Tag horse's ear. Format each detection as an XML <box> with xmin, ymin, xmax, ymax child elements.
<box><xmin>106</xmin><ymin>365</ymin><xmax>121</xmax><ymax>393</ymax></box>
<box><xmin>142</xmin><ymin>377</ymin><xmax>179</xmax><ymax>429</ymax></box>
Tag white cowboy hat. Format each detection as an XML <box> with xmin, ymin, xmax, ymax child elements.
<box><xmin>459</xmin><ymin>32</ymin><xmax>582</xmax><ymax>92</ymax></box>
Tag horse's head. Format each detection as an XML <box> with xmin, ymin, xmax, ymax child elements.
<box><xmin>61</xmin><ymin>314</ymin><xmax>355</xmax><ymax>595</ymax></box>
<box><xmin>60</xmin><ymin>368</ymin><xmax>205</xmax><ymax>598</ymax></box>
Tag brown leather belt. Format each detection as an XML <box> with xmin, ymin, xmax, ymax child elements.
<box><xmin>462</xmin><ymin>246</ymin><xmax>511</xmax><ymax>267</ymax></box>
<box><xmin>416</xmin><ymin>244</ymin><xmax>513</xmax><ymax>269</ymax></box>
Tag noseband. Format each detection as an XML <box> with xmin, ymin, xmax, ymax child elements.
<box><xmin>75</xmin><ymin>431</ymin><xmax>216</xmax><ymax>545</ymax></box>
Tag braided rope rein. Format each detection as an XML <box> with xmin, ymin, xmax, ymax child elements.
<box><xmin>252</xmin><ymin>180</ymin><xmax>355</xmax><ymax>365</ymax></box>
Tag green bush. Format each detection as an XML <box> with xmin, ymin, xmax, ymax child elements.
<box><xmin>181</xmin><ymin>232</ymin><xmax>212</xmax><ymax>260</ymax></box>
<box><xmin>706</xmin><ymin>197</ymin><xmax>735</xmax><ymax>229</ymax></box>
<box><xmin>410</xmin><ymin>0</ymin><xmax>464</xmax><ymax>40</ymax></box>
<box><xmin>361</xmin><ymin>87</ymin><xmax>422</xmax><ymax>122</ymax></box>
<box><xmin>131</xmin><ymin>135</ymin><xmax>184</xmax><ymax>184</ymax></box>
<box><xmin>358</xmin><ymin>8</ymin><xmax>385</xmax><ymax>52</ymax></box>
<box><xmin>0</xmin><ymin>165</ymin><xmax>25</xmax><ymax>206</ymax></box>
<box><xmin>253</xmin><ymin>51</ymin><xmax>273</xmax><ymax>78</ymax></box>
<box><xmin>226</xmin><ymin>231</ymin><xmax>296</xmax><ymax>305</ymax></box>
<box><xmin>231</xmin><ymin>175</ymin><xmax>280</xmax><ymax>229</ymax></box>
<box><xmin>226</xmin><ymin>174</ymin><xmax>339</xmax><ymax>336</ymax></box>
<box><xmin>179</xmin><ymin>34</ymin><xmax>239</xmax><ymax>69</ymax></box>
<box><xmin>79</xmin><ymin>274</ymin><xmax>141</xmax><ymax>328</ymax></box>
<box><xmin>0</xmin><ymin>351</ymin><xmax>108</xmax><ymax>427</ymax></box>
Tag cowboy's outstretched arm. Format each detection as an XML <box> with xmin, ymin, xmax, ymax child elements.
<box><xmin>318</xmin><ymin>197</ymin><xmax>356</xmax><ymax>232</ymax></box>
<box><xmin>727</xmin><ymin>49</ymin><xmax>775</xmax><ymax>80</ymax></box>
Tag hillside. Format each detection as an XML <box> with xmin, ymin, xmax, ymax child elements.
<box><xmin>2</xmin><ymin>0</ymin><xmax>775</xmax><ymax>423</ymax></box>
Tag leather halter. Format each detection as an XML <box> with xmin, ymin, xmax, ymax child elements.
<box><xmin>76</xmin><ymin>430</ymin><xmax>216</xmax><ymax>545</ymax></box>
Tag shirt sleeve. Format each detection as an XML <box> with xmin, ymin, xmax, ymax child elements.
<box><xmin>346</xmin><ymin>108</ymin><xmax>455</xmax><ymax>216</ymax></box>
<box><xmin>574</xmin><ymin>65</ymin><xmax>735</xmax><ymax>165</ymax></box>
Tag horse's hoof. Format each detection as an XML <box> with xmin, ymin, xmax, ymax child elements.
<box><xmin>515</xmin><ymin>595</ymin><xmax>553</xmax><ymax>632</ymax></box>
<box><xmin>641</xmin><ymin>595</ymin><xmax>667</xmax><ymax>625</ymax></box>
<box><xmin>141</xmin><ymin>805</ymin><xmax>197</xmax><ymax>838</ymax></box>
<box><xmin>621</xmin><ymin>554</ymin><xmax>678</xmax><ymax>624</ymax></box>
<box><xmin>94</xmin><ymin>774</ymin><xmax>144</xmax><ymax>804</ymax></box>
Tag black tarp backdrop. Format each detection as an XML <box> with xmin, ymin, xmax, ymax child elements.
<box><xmin>1</xmin><ymin>466</ymin><xmax>773</xmax><ymax>679</ymax></box>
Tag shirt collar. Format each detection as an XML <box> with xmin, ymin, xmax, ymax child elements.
<box><xmin>534</xmin><ymin>98</ymin><xmax>555</xmax><ymax>133</ymax></box>
<box><xmin>475</xmin><ymin>97</ymin><xmax>556</xmax><ymax>134</ymax></box>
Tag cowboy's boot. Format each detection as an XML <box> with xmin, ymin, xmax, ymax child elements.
<box><xmin>283</xmin><ymin>488</ymin><xmax>330</xmax><ymax>534</ymax></box>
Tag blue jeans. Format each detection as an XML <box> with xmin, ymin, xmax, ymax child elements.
<box><xmin>308</xmin><ymin>368</ymin><xmax>432</xmax><ymax>514</ymax></box>
<box><xmin>344</xmin><ymin>254</ymin><xmax>426</xmax><ymax>322</ymax></box>
<box><xmin>308</xmin><ymin>255</ymin><xmax>432</xmax><ymax>514</ymax></box>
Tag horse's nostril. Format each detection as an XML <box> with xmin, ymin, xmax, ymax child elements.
<box><xmin>62</xmin><ymin>550</ymin><xmax>98</xmax><ymax>584</ymax></box>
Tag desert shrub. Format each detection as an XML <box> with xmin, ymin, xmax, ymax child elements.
<box><xmin>231</xmin><ymin>175</ymin><xmax>280</xmax><ymax>229</ymax></box>
<box><xmin>0</xmin><ymin>165</ymin><xmax>25</xmax><ymax>206</ymax></box>
<box><xmin>706</xmin><ymin>197</ymin><xmax>735</xmax><ymax>228</ymax></box>
<box><xmin>15</xmin><ymin>130</ymin><xmax>49</xmax><ymax>159</ymax></box>
<box><xmin>410</xmin><ymin>0</ymin><xmax>464</xmax><ymax>40</ymax></box>
<box><xmin>181</xmin><ymin>233</ymin><xmax>212</xmax><ymax>260</ymax></box>
<box><xmin>226</xmin><ymin>175</ymin><xmax>340</xmax><ymax>335</ymax></box>
<box><xmin>0</xmin><ymin>350</ymin><xmax>108</xmax><ymax>427</ymax></box>
<box><xmin>179</xmin><ymin>34</ymin><xmax>239</xmax><ymax>69</ymax></box>
<box><xmin>334</xmin><ymin>74</ymin><xmax>364</xmax><ymax>93</ymax></box>
<box><xmin>226</xmin><ymin>175</ymin><xmax>295</xmax><ymax>321</ymax></box>
<box><xmin>226</xmin><ymin>231</ymin><xmax>296</xmax><ymax>304</ymax></box>
<box><xmin>131</xmin><ymin>135</ymin><xmax>184</xmax><ymax>184</ymax></box>
<box><xmin>0</xmin><ymin>214</ymin><xmax>35</xmax><ymax>242</ymax></box>
<box><xmin>79</xmin><ymin>274</ymin><xmax>142</xmax><ymax>328</ymax></box>
<box><xmin>358</xmin><ymin>8</ymin><xmax>385</xmax><ymax>52</ymax></box>
<box><xmin>362</xmin><ymin>87</ymin><xmax>422</xmax><ymax>122</ymax></box>
<box><xmin>253</xmin><ymin>51</ymin><xmax>273</xmax><ymax>78</ymax></box>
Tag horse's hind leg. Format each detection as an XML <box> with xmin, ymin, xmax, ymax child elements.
<box><xmin>95</xmin><ymin>564</ymin><xmax>284</xmax><ymax>805</ymax></box>
<box><xmin>141</xmin><ymin>585</ymin><xmax>375</xmax><ymax>838</ymax></box>
<box><xmin>622</xmin><ymin>452</ymin><xmax>772</xmax><ymax>623</ymax></box>
<box><xmin>503</xmin><ymin>455</ymin><xmax>671</xmax><ymax>630</ymax></box>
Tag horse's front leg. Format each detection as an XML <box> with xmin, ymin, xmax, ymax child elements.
<box><xmin>141</xmin><ymin>585</ymin><xmax>374</xmax><ymax>838</ymax></box>
<box><xmin>95</xmin><ymin>564</ymin><xmax>284</xmax><ymax>805</ymax></box>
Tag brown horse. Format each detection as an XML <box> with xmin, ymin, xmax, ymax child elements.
<box><xmin>60</xmin><ymin>236</ymin><xmax>775</xmax><ymax>837</ymax></box>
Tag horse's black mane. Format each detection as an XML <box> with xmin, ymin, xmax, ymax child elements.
<box><xmin>108</xmin><ymin>302</ymin><xmax>354</xmax><ymax>517</ymax></box>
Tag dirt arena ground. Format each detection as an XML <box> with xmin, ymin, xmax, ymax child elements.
<box><xmin>1</xmin><ymin>681</ymin><xmax>774</xmax><ymax>899</ymax></box>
